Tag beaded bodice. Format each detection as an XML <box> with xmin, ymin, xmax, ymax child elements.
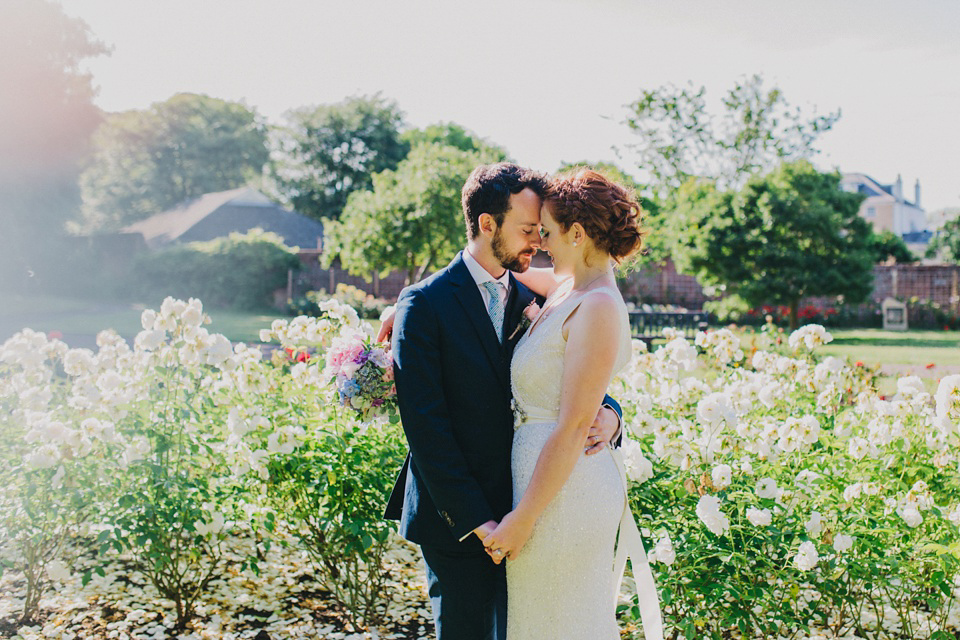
<box><xmin>509</xmin><ymin>280</ymin><xmax>632</xmax><ymax>426</ymax></box>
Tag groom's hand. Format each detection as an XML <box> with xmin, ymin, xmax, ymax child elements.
<box><xmin>472</xmin><ymin>520</ymin><xmax>498</xmax><ymax>542</ymax></box>
<box><xmin>585</xmin><ymin>405</ymin><xmax>620</xmax><ymax>456</ymax></box>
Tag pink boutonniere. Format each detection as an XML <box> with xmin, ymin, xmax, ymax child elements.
<box><xmin>508</xmin><ymin>301</ymin><xmax>541</xmax><ymax>340</ymax></box>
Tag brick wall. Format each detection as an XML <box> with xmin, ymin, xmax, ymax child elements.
<box><xmin>619</xmin><ymin>259</ymin><xmax>715</xmax><ymax>308</ymax></box>
<box><xmin>870</xmin><ymin>265</ymin><xmax>960</xmax><ymax>305</ymax></box>
<box><xmin>287</xmin><ymin>250</ymin><xmax>960</xmax><ymax>312</ymax></box>
<box><xmin>287</xmin><ymin>251</ymin><xmax>411</xmax><ymax>301</ymax></box>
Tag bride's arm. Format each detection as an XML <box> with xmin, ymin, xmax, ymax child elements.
<box><xmin>511</xmin><ymin>265</ymin><xmax>564</xmax><ymax>298</ymax></box>
<box><xmin>482</xmin><ymin>294</ymin><xmax>620</xmax><ymax>558</ymax></box>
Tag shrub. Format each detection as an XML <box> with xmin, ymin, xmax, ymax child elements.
<box><xmin>260</xmin><ymin>314</ymin><xmax>404</xmax><ymax>630</ymax></box>
<box><xmin>288</xmin><ymin>283</ymin><xmax>391</xmax><ymax>320</ymax></box>
<box><xmin>130</xmin><ymin>229</ymin><xmax>300</xmax><ymax>310</ymax></box>
<box><xmin>616</xmin><ymin>326</ymin><xmax>960</xmax><ymax>638</ymax></box>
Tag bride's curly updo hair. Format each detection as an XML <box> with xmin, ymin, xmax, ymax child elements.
<box><xmin>544</xmin><ymin>168</ymin><xmax>646</xmax><ymax>263</ymax></box>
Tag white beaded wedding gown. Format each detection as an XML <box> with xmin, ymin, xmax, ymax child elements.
<box><xmin>507</xmin><ymin>280</ymin><xmax>664</xmax><ymax>640</ymax></box>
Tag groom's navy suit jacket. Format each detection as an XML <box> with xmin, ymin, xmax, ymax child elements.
<box><xmin>385</xmin><ymin>252</ymin><xmax>620</xmax><ymax>550</ymax></box>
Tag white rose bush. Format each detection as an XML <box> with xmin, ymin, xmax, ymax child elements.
<box><xmin>4</xmin><ymin>300</ymin><xmax>960</xmax><ymax>638</ymax></box>
<box><xmin>614</xmin><ymin>324</ymin><xmax>960</xmax><ymax>639</ymax></box>
<box><xmin>0</xmin><ymin>296</ymin><xmax>403</xmax><ymax>632</ymax></box>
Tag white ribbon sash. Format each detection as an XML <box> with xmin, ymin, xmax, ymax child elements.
<box><xmin>611</xmin><ymin>447</ymin><xmax>665</xmax><ymax>640</ymax></box>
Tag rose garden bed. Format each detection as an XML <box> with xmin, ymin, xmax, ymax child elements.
<box><xmin>2</xmin><ymin>298</ymin><xmax>960</xmax><ymax>639</ymax></box>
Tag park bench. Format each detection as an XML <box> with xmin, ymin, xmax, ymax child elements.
<box><xmin>628</xmin><ymin>311</ymin><xmax>709</xmax><ymax>350</ymax></box>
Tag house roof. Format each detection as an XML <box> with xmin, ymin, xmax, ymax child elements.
<box><xmin>123</xmin><ymin>187</ymin><xmax>323</xmax><ymax>249</ymax></box>
<box><xmin>841</xmin><ymin>173</ymin><xmax>921</xmax><ymax>208</ymax></box>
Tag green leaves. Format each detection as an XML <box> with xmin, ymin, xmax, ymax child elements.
<box><xmin>271</xmin><ymin>94</ymin><xmax>409</xmax><ymax>222</ymax></box>
<box><xmin>622</xmin><ymin>75</ymin><xmax>840</xmax><ymax>197</ymax></box>
<box><xmin>927</xmin><ymin>214</ymin><xmax>960</xmax><ymax>264</ymax></box>
<box><xmin>80</xmin><ymin>93</ymin><xmax>269</xmax><ymax>231</ymax></box>
<box><xmin>131</xmin><ymin>228</ymin><xmax>300</xmax><ymax>310</ymax></box>
<box><xmin>669</xmin><ymin>162</ymin><xmax>874</xmax><ymax>328</ymax></box>
<box><xmin>323</xmin><ymin>141</ymin><xmax>498</xmax><ymax>284</ymax></box>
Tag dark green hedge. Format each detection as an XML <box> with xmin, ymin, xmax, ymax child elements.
<box><xmin>131</xmin><ymin>229</ymin><xmax>300</xmax><ymax>310</ymax></box>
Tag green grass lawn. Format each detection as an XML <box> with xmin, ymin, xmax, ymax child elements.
<box><xmin>0</xmin><ymin>292</ymin><xmax>287</xmax><ymax>344</ymax></box>
<box><xmin>0</xmin><ymin>293</ymin><xmax>387</xmax><ymax>344</ymax></box>
<box><xmin>821</xmin><ymin>329</ymin><xmax>960</xmax><ymax>367</ymax></box>
<box><xmin>2</xmin><ymin>292</ymin><xmax>957</xmax><ymax>369</ymax></box>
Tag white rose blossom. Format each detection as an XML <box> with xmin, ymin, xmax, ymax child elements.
<box><xmin>756</xmin><ymin>478</ymin><xmax>781</xmax><ymax>500</ymax></box>
<box><xmin>696</xmin><ymin>494</ymin><xmax>731</xmax><ymax>536</ymax></box>
<box><xmin>833</xmin><ymin>534</ymin><xmax>854</xmax><ymax>553</ymax></box>
<box><xmin>794</xmin><ymin>540</ymin><xmax>819</xmax><ymax>571</ymax></box>
<box><xmin>649</xmin><ymin>533</ymin><xmax>676</xmax><ymax>566</ymax></box>
<box><xmin>622</xmin><ymin>439</ymin><xmax>654</xmax><ymax>484</ymax></box>
<box><xmin>711</xmin><ymin>463</ymin><xmax>733</xmax><ymax>489</ymax></box>
<box><xmin>805</xmin><ymin>511</ymin><xmax>824</xmax><ymax>537</ymax></box>
<box><xmin>746</xmin><ymin>507</ymin><xmax>772</xmax><ymax>526</ymax></box>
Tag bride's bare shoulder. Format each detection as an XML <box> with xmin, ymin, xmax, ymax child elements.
<box><xmin>561</xmin><ymin>288</ymin><xmax>622</xmax><ymax>337</ymax></box>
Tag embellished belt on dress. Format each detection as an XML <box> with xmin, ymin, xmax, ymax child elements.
<box><xmin>511</xmin><ymin>400</ymin><xmax>559</xmax><ymax>429</ymax></box>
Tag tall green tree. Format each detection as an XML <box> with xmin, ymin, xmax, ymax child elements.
<box><xmin>623</xmin><ymin>75</ymin><xmax>840</xmax><ymax>197</ymax></box>
<box><xmin>79</xmin><ymin>93</ymin><xmax>269</xmax><ymax>230</ymax></box>
<box><xmin>402</xmin><ymin>122</ymin><xmax>508</xmax><ymax>160</ymax></box>
<box><xmin>322</xmin><ymin>142</ymin><xmax>501</xmax><ymax>285</ymax></box>
<box><xmin>926</xmin><ymin>215</ymin><xmax>960</xmax><ymax>264</ymax></box>
<box><xmin>868</xmin><ymin>230</ymin><xmax>917</xmax><ymax>264</ymax></box>
<box><xmin>271</xmin><ymin>94</ymin><xmax>409</xmax><ymax>222</ymax></box>
<box><xmin>0</xmin><ymin>0</ymin><xmax>107</xmax><ymax>287</ymax></box>
<box><xmin>669</xmin><ymin>161</ymin><xmax>873</xmax><ymax>329</ymax></box>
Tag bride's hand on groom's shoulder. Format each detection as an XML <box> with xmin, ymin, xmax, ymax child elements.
<box><xmin>376</xmin><ymin>305</ymin><xmax>397</xmax><ymax>343</ymax></box>
<box><xmin>483</xmin><ymin>511</ymin><xmax>535</xmax><ymax>564</ymax></box>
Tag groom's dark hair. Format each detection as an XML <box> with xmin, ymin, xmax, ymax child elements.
<box><xmin>461</xmin><ymin>163</ymin><xmax>548</xmax><ymax>240</ymax></box>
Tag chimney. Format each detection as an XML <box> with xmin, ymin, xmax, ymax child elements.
<box><xmin>894</xmin><ymin>174</ymin><xmax>903</xmax><ymax>201</ymax></box>
<box><xmin>914</xmin><ymin>179</ymin><xmax>921</xmax><ymax>208</ymax></box>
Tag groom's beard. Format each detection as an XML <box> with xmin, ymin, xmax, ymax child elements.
<box><xmin>492</xmin><ymin>229</ymin><xmax>534</xmax><ymax>273</ymax></box>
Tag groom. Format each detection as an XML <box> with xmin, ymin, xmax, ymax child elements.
<box><xmin>384</xmin><ymin>163</ymin><xmax>622</xmax><ymax>640</ymax></box>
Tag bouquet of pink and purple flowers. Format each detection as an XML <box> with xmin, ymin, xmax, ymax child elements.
<box><xmin>324</xmin><ymin>332</ymin><xmax>397</xmax><ymax>422</ymax></box>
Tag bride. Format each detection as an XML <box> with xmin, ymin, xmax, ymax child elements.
<box><xmin>481</xmin><ymin>168</ymin><xmax>663</xmax><ymax>639</ymax></box>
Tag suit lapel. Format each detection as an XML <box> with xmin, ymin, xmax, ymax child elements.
<box><xmin>449</xmin><ymin>254</ymin><xmax>510</xmax><ymax>389</ymax></box>
<box><xmin>503</xmin><ymin>274</ymin><xmax>538</xmax><ymax>355</ymax></box>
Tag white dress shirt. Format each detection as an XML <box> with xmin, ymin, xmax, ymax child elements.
<box><xmin>462</xmin><ymin>249</ymin><xmax>511</xmax><ymax>314</ymax></box>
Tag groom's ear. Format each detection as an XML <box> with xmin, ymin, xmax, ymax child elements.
<box><xmin>477</xmin><ymin>212</ymin><xmax>497</xmax><ymax>238</ymax></box>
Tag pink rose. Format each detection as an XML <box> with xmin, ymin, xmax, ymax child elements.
<box><xmin>523</xmin><ymin>302</ymin><xmax>540</xmax><ymax>322</ymax></box>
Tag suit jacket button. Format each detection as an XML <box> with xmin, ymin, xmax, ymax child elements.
<box><xmin>441</xmin><ymin>511</ymin><xmax>454</xmax><ymax>527</ymax></box>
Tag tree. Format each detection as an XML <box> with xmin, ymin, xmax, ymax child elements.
<box><xmin>402</xmin><ymin>122</ymin><xmax>508</xmax><ymax>160</ymax></box>
<box><xmin>668</xmin><ymin>161</ymin><xmax>874</xmax><ymax>329</ymax></box>
<box><xmin>868</xmin><ymin>230</ymin><xmax>917</xmax><ymax>264</ymax></box>
<box><xmin>0</xmin><ymin>0</ymin><xmax>107</xmax><ymax>288</ymax></box>
<box><xmin>926</xmin><ymin>215</ymin><xmax>960</xmax><ymax>263</ymax></box>
<box><xmin>623</xmin><ymin>75</ymin><xmax>840</xmax><ymax>197</ymax></box>
<box><xmin>322</xmin><ymin>142</ymin><xmax>501</xmax><ymax>285</ymax></box>
<box><xmin>79</xmin><ymin>93</ymin><xmax>269</xmax><ymax>230</ymax></box>
<box><xmin>271</xmin><ymin>94</ymin><xmax>409</xmax><ymax>222</ymax></box>
<box><xmin>556</xmin><ymin>161</ymin><xmax>643</xmax><ymax>192</ymax></box>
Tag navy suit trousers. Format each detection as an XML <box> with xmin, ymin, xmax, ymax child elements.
<box><xmin>421</xmin><ymin>543</ymin><xmax>507</xmax><ymax>640</ymax></box>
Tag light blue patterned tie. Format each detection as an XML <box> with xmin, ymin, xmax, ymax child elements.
<box><xmin>481</xmin><ymin>281</ymin><xmax>505</xmax><ymax>342</ymax></box>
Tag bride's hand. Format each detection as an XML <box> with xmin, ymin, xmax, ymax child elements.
<box><xmin>483</xmin><ymin>511</ymin><xmax>535</xmax><ymax>564</ymax></box>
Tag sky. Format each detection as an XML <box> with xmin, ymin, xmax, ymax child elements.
<box><xmin>59</xmin><ymin>0</ymin><xmax>960</xmax><ymax>212</ymax></box>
